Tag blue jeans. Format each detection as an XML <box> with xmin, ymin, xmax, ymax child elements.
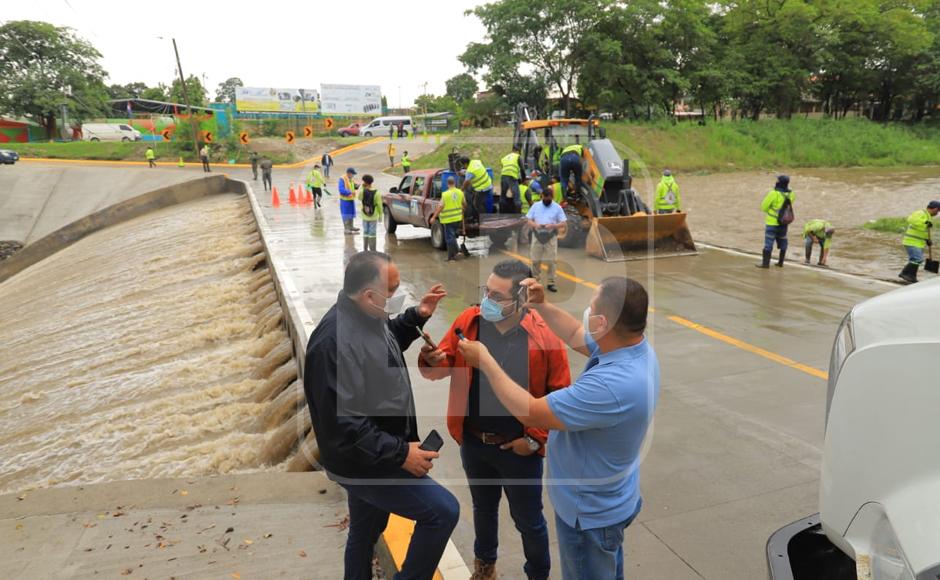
<box><xmin>460</xmin><ymin>432</ymin><xmax>550</xmax><ymax>579</ymax></box>
<box><xmin>340</xmin><ymin>474</ymin><xmax>460</xmax><ymax>580</ymax></box>
<box><xmin>763</xmin><ymin>224</ymin><xmax>789</xmax><ymax>252</ymax></box>
<box><xmin>906</xmin><ymin>245</ymin><xmax>925</xmax><ymax>265</ymax></box>
<box><xmin>559</xmin><ymin>153</ymin><xmax>582</xmax><ymax>191</ymax></box>
<box><xmin>554</xmin><ymin>502</ymin><xmax>641</xmax><ymax>580</ymax></box>
<box><xmin>362</xmin><ymin>220</ymin><xmax>378</xmax><ymax>238</ymax></box>
<box><xmin>444</xmin><ymin>221</ymin><xmax>461</xmax><ymax>259</ymax></box>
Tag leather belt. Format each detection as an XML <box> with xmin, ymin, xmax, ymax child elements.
<box><xmin>466</xmin><ymin>425</ymin><xmax>518</xmax><ymax>446</ymax></box>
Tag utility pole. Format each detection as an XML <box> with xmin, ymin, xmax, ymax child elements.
<box><xmin>172</xmin><ymin>38</ymin><xmax>200</xmax><ymax>157</ymax></box>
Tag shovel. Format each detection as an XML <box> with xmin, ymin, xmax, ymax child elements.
<box><xmin>926</xmin><ymin>244</ymin><xmax>939</xmax><ymax>274</ymax></box>
<box><xmin>460</xmin><ymin>223</ymin><xmax>471</xmax><ymax>257</ymax></box>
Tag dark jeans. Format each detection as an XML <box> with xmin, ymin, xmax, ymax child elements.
<box><xmin>500</xmin><ymin>176</ymin><xmax>521</xmax><ymax>213</ymax></box>
<box><xmin>251</xmin><ymin>165</ymin><xmax>258</xmax><ymax>180</ymax></box>
<box><xmin>262</xmin><ymin>172</ymin><xmax>272</xmax><ymax>191</ymax></box>
<box><xmin>559</xmin><ymin>153</ymin><xmax>581</xmax><ymax>191</ymax></box>
<box><xmin>201</xmin><ymin>156</ymin><xmax>210</xmax><ymax>172</ymax></box>
<box><xmin>312</xmin><ymin>187</ymin><xmax>322</xmax><ymax>206</ymax></box>
<box><xmin>341</xmin><ymin>474</ymin><xmax>459</xmax><ymax>580</ymax></box>
<box><xmin>460</xmin><ymin>432</ymin><xmax>550</xmax><ymax>580</ymax></box>
<box><xmin>444</xmin><ymin>221</ymin><xmax>462</xmax><ymax>259</ymax></box>
<box><xmin>763</xmin><ymin>224</ymin><xmax>789</xmax><ymax>252</ymax></box>
<box><xmin>323</xmin><ymin>164</ymin><xmax>331</xmax><ymax>178</ymax></box>
<box><xmin>148</xmin><ymin>159</ymin><xmax>156</xmax><ymax>168</ymax></box>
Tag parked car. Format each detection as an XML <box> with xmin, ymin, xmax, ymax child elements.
<box><xmin>360</xmin><ymin>116</ymin><xmax>413</xmax><ymax>137</ymax></box>
<box><xmin>338</xmin><ymin>122</ymin><xmax>364</xmax><ymax>137</ymax></box>
<box><xmin>382</xmin><ymin>168</ymin><xmax>522</xmax><ymax>249</ymax></box>
<box><xmin>82</xmin><ymin>123</ymin><xmax>142</xmax><ymax>142</ymax></box>
<box><xmin>0</xmin><ymin>149</ymin><xmax>19</xmax><ymax>165</ymax></box>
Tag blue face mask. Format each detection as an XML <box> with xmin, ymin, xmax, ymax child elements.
<box><xmin>480</xmin><ymin>296</ymin><xmax>512</xmax><ymax>322</ymax></box>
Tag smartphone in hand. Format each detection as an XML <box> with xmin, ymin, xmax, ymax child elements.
<box><xmin>416</xmin><ymin>325</ymin><xmax>437</xmax><ymax>350</ymax></box>
<box><xmin>419</xmin><ymin>429</ymin><xmax>444</xmax><ymax>453</ymax></box>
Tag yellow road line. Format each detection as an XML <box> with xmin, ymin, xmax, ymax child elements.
<box><xmin>383</xmin><ymin>515</ymin><xmax>444</xmax><ymax>580</ymax></box>
<box><xmin>667</xmin><ymin>315</ymin><xmax>829</xmax><ymax>380</ymax></box>
<box><xmin>17</xmin><ymin>137</ymin><xmax>384</xmax><ymax>170</ymax></box>
<box><xmin>498</xmin><ymin>249</ymin><xmax>827</xmax><ymax>380</ymax></box>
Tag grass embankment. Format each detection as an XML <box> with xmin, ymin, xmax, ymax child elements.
<box><xmin>5</xmin><ymin>135</ymin><xmax>367</xmax><ymax>164</ymax></box>
<box><xmin>864</xmin><ymin>216</ymin><xmax>938</xmax><ymax>233</ymax></box>
<box><xmin>411</xmin><ymin>119</ymin><xmax>940</xmax><ymax>177</ymax></box>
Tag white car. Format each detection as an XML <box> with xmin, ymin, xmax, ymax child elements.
<box><xmin>768</xmin><ymin>277</ymin><xmax>940</xmax><ymax>579</ymax></box>
<box><xmin>82</xmin><ymin>123</ymin><xmax>142</xmax><ymax>142</ymax></box>
<box><xmin>360</xmin><ymin>116</ymin><xmax>413</xmax><ymax>137</ymax></box>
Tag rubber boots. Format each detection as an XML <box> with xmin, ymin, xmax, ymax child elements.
<box><xmin>756</xmin><ymin>250</ymin><xmax>772</xmax><ymax>269</ymax></box>
<box><xmin>776</xmin><ymin>250</ymin><xmax>787</xmax><ymax>268</ymax></box>
<box><xmin>899</xmin><ymin>262</ymin><xmax>919</xmax><ymax>284</ymax></box>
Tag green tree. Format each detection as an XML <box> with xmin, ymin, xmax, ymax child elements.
<box><xmin>141</xmin><ymin>84</ymin><xmax>169</xmax><ymax>101</ymax></box>
<box><xmin>214</xmin><ymin>77</ymin><xmax>243</xmax><ymax>104</ymax></box>
<box><xmin>463</xmin><ymin>94</ymin><xmax>507</xmax><ymax>128</ymax></box>
<box><xmin>445</xmin><ymin>73</ymin><xmax>479</xmax><ymax>103</ymax></box>
<box><xmin>0</xmin><ymin>20</ymin><xmax>109</xmax><ymax>138</ymax></box>
<box><xmin>462</xmin><ymin>0</ymin><xmax>614</xmax><ymax>114</ymax></box>
<box><xmin>107</xmin><ymin>82</ymin><xmax>150</xmax><ymax>100</ymax></box>
<box><xmin>170</xmin><ymin>74</ymin><xmax>208</xmax><ymax>107</ymax></box>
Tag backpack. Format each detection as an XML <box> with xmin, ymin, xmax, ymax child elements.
<box><xmin>362</xmin><ymin>188</ymin><xmax>377</xmax><ymax>217</ymax></box>
<box><xmin>778</xmin><ymin>193</ymin><xmax>794</xmax><ymax>225</ymax></box>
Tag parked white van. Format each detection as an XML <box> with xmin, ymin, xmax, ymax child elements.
<box><xmin>82</xmin><ymin>123</ymin><xmax>142</xmax><ymax>142</ymax></box>
<box><xmin>359</xmin><ymin>116</ymin><xmax>413</xmax><ymax>137</ymax></box>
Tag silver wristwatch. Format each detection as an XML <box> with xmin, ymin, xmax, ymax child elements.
<box><xmin>524</xmin><ymin>435</ymin><xmax>541</xmax><ymax>452</ymax></box>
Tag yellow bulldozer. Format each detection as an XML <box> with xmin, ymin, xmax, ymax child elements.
<box><xmin>513</xmin><ymin>105</ymin><xmax>696</xmax><ymax>261</ymax></box>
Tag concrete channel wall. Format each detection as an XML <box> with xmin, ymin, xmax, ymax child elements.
<box><xmin>0</xmin><ymin>175</ymin><xmax>232</xmax><ymax>283</ymax></box>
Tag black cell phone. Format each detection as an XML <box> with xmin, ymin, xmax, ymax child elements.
<box><xmin>455</xmin><ymin>328</ymin><xmax>466</xmax><ymax>341</ymax></box>
<box><xmin>419</xmin><ymin>429</ymin><xmax>444</xmax><ymax>452</ymax></box>
<box><xmin>416</xmin><ymin>325</ymin><xmax>437</xmax><ymax>350</ymax></box>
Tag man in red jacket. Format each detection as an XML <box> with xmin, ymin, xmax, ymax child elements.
<box><xmin>418</xmin><ymin>259</ymin><xmax>570</xmax><ymax>580</ymax></box>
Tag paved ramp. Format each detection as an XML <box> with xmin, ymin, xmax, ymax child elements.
<box><xmin>0</xmin><ymin>163</ymin><xmax>205</xmax><ymax>245</ymax></box>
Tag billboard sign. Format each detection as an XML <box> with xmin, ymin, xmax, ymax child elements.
<box><xmin>235</xmin><ymin>87</ymin><xmax>319</xmax><ymax>113</ymax></box>
<box><xmin>320</xmin><ymin>84</ymin><xmax>382</xmax><ymax>116</ymax></box>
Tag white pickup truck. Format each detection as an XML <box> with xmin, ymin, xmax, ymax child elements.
<box><xmin>768</xmin><ymin>278</ymin><xmax>940</xmax><ymax>580</ymax></box>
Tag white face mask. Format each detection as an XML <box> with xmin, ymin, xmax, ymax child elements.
<box><xmin>370</xmin><ymin>287</ymin><xmax>407</xmax><ymax>316</ymax></box>
<box><xmin>582</xmin><ymin>306</ymin><xmax>606</xmax><ymax>338</ymax></box>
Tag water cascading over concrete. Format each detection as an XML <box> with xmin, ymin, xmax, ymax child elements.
<box><xmin>0</xmin><ymin>193</ymin><xmax>312</xmax><ymax>496</ymax></box>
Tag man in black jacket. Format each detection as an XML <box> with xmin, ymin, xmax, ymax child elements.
<box><xmin>305</xmin><ymin>251</ymin><xmax>457</xmax><ymax>580</ymax></box>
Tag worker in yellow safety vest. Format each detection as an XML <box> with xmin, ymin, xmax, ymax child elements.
<box><xmin>500</xmin><ymin>145</ymin><xmax>524</xmax><ymax>213</ymax></box>
<box><xmin>358</xmin><ymin>174</ymin><xmax>384</xmax><ymax>252</ymax></box>
<box><xmin>460</xmin><ymin>155</ymin><xmax>494</xmax><ymax>219</ymax></box>
<box><xmin>803</xmin><ymin>219</ymin><xmax>834</xmax><ymax>267</ymax></box>
<box><xmin>430</xmin><ymin>176</ymin><xmax>467</xmax><ymax>261</ymax></box>
<box><xmin>559</xmin><ymin>140</ymin><xmax>584</xmax><ymax>193</ymax></box>
<box><xmin>548</xmin><ymin>176</ymin><xmax>565</xmax><ymax>204</ymax></box>
<box><xmin>654</xmin><ymin>169</ymin><xmax>681</xmax><ymax>214</ymax></box>
<box><xmin>899</xmin><ymin>200</ymin><xmax>940</xmax><ymax>283</ymax></box>
<box><xmin>757</xmin><ymin>175</ymin><xmax>795</xmax><ymax>269</ymax></box>
<box><xmin>401</xmin><ymin>151</ymin><xmax>411</xmax><ymax>173</ymax></box>
<box><xmin>388</xmin><ymin>142</ymin><xmax>396</xmax><ymax>168</ymax></box>
<box><xmin>146</xmin><ymin>146</ymin><xmax>156</xmax><ymax>168</ymax></box>
<box><xmin>306</xmin><ymin>164</ymin><xmax>326</xmax><ymax>209</ymax></box>
<box><xmin>338</xmin><ymin>167</ymin><xmax>360</xmax><ymax>234</ymax></box>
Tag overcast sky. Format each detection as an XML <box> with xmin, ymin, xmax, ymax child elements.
<box><xmin>4</xmin><ymin>0</ymin><xmax>487</xmax><ymax>107</ymax></box>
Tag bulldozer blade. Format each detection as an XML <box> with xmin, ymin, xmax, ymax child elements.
<box><xmin>585</xmin><ymin>212</ymin><xmax>697</xmax><ymax>262</ymax></box>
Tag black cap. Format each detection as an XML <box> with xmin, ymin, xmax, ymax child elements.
<box><xmin>777</xmin><ymin>174</ymin><xmax>790</xmax><ymax>184</ymax></box>
<box><xmin>346</xmin><ymin>167</ymin><xmax>357</xmax><ymax>175</ymax></box>
<box><xmin>928</xmin><ymin>200</ymin><xmax>940</xmax><ymax>210</ymax></box>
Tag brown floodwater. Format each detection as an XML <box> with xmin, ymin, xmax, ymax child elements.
<box><xmin>633</xmin><ymin>166</ymin><xmax>940</xmax><ymax>280</ymax></box>
<box><xmin>0</xmin><ymin>195</ymin><xmax>302</xmax><ymax>496</ymax></box>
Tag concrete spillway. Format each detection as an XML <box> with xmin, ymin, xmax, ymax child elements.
<box><xmin>0</xmin><ymin>189</ymin><xmax>310</xmax><ymax>496</ymax></box>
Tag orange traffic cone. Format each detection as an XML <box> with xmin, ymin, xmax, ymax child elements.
<box><xmin>271</xmin><ymin>185</ymin><xmax>281</xmax><ymax>208</ymax></box>
<box><xmin>288</xmin><ymin>183</ymin><xmax>297</xmax><ymax>206</ymax></box>
<box><xmin>305</xmin><ymin>187</ymin><xmax>313</xmax><ymax>205</ymax></box>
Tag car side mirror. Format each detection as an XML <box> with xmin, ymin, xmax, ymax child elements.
<box><xmin>390</xmin><ymin>187</ymin><xmax>398</xmax><ymax>194</ymax></box>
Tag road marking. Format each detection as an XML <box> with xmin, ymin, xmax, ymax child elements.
<box><xmin>383</xmin><ymin>515</ymin><xmax>446</xmax><ymax>580</ymax></box>
<box><xmin>499</xmin><ymin>248</ymin><xmax>828</xmax><ymax>380</ymax></box>
<box><xmin>667</xmin><ymin>315</ymin><xmax>829</xmax><ymax>380</ymax></box>
<box><xmin>17</xmin><ymin>137</ymin><xmax>384</xmax><ymax>170</ymax></box>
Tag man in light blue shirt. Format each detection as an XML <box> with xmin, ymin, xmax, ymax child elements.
<box><xmin>457</xmin><ymin>276</ymin><xmax>659</xmax><ymax>580</ymax></box>
<box><xmin>526</xmin><ymin>188</ymin><xmax>567</xmax><ymax>293</ymax></box>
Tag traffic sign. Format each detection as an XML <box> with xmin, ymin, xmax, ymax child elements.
<box><xmin>286</xmin><ymin>131</ymin><xmax>295</xmax><ymax>144</ymax></box>
<box><xmin>303</xmin><ymin>126</ymin><xmax>312</xmax><ymax>138</ymax></box>
<box><xmin>161</xmin><ymin>128</ymin><xmax>172</xmax><ymax>141</ymax></box>
<box><xmin>201</xmin><ymin>130</ymin><xmax>213</xmax><ymax>143</ymax></box>
<box><xmin>324</xmin><ymin>118</ymin><xmax>334</xmax><ymax>130</ymax></box>
<box><xmin>239</xmin><ymin>131</ymin><xmax>250</xmax><ymax>145</ymax></box>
